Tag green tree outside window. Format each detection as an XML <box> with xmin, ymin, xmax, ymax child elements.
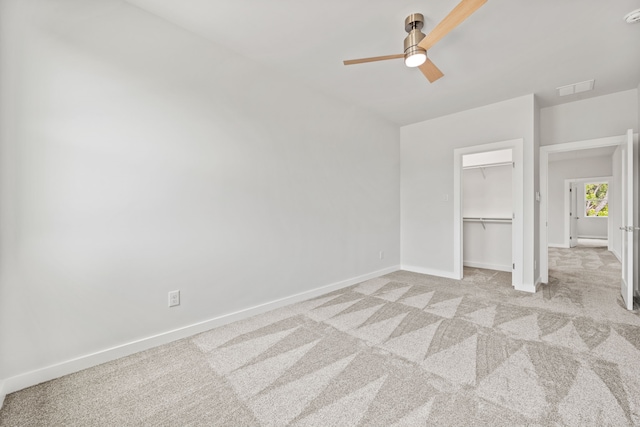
<box><xmin>585</xmin><ymin>183</ymin><xmax>608</xmax><ymax>217</ymax></box>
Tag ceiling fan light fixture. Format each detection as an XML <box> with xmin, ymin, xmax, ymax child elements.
<box><xmin>624</xmin><ymin>8</ymin><xmax>640</xmax><ymax>23</ymax></box>
<box><xmin>404</xmin><ymin>50</ymin><xmax>427</xmax><ymax>67</ymax></box>
<box><xmin>403</xmin><ymin>14</ymin><xmax>427</xmax><ymax>68</ymax></box>
<box><xmin>342</xmin><ymin>1</ymin><xmax>488</xmax><ymax>83</ymax></box>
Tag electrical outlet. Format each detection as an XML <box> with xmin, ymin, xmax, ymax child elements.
<box><xmin>168</xmin><ymin>290</ymin><xmax>180</xmax><ymax>307</ymax></box>
<box><xmin>379</xmin><ymin>251</ymin><xmax>384</xmax><ymax>260</ymax></box>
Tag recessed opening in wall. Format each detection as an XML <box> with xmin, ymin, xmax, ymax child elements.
<box><xmin>544</xmin><ymin>145</ymin><xmax>617</xmax><ymax>253</ymax></box>
<box><xmin>539</xmin><ymin>131</ymin><xmax>636</xmax><ymax>298</ymax></box>
<box><xmin>462</xmin><ymin>149</ymin><xmax>514</xmax><ymax>284</ymax></box>
<box><xmin>454</xmin><ymin>138</ymin><xmax>523</xmax><ymax>290</ymax></box>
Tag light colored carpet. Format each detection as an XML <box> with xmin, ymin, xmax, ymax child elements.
<box><xmin>1</xmin><ymin>247</ymin><xmax>640</xmax><ymax>426</ymax></box>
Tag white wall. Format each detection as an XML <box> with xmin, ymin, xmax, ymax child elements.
<box><xmin>463</xmin><ymin>165</ymin><xmax>513</xmax><ymax>218</ymax></box>
<box><xmin>540</xmin><ymin>90</ymin><xmax>638</xmax><ymax>145</ymax></box>
<box><xmin>0</xmin><ymin>0</ymin><xmax>400</xmax><ymax>386</ymax></box>
<box><xmin>577</xmin><ymin>216</ymin><xmax>608</xmax><ymax>239</ymax></box>
<box><xmin>463</xmin><ymin>164</ymin><xmax>512</xmax><ymax>271</ymax></box>
<box><xmin>463</xmin><ymin>222</ymin><xmax>512</xmax><ymax>271</ymax></box>
<box><xmin>401</xmin><ymin>94</ymin><xmax>536</xmax><ymax>288</ymax></box>
<box><xmin>547</xmin><ymin>157</ymin><xmax>612</xmax><ymax>245</ymax></box>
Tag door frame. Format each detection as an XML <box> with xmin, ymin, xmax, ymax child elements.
<box><xmin>453</xmin><ymin>138</ymin><xmax>524</xmax><ymax>289</ymax></box>
<box><xmin>540</xmin><ymin>134</ymin><xmax>632</xmax><ymax>283</ymax></box>
<box><xmin>621</xmin><ymin>130</ymin><xmax>634</xmax><ymax>309</ymax></box>
<box><xmin>569</xmin><ymin>181</ymin><xmax>579</xmax><ymax>248</ymax></box>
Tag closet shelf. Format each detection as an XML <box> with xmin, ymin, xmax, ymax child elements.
<box><xmin>463</xmin><ymin>162</ymin><xmax>513</xmax><ymax>170</ymax></box>
<box><xmin>463</xmin><ymin>161</ymin><xmax>513</xmax><ymax>178</ymax></box>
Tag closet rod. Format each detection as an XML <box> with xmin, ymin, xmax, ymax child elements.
<box><xmin>463</xmin><ymin>217</ymin><xmax>512</xmax><ymax>230</ymax></box>
<box><xmin>463</xmin><ymin>161</ymin><xmax>513</xmax><ymax>170</ymax></box>
<box><xmin>463</xmin><ymin>217</ymin><xmax>512</xmax><ymax>222</ymax></box>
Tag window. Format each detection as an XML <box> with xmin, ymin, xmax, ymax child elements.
<box><xmin>584</xmin><ymin>183</ymin><xmax>608</xmax><ymax>217</ymax></box>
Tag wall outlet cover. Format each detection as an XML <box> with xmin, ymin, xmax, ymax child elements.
<box><xmin>168</xmin><ymin>290</ymin><xmax>180</xmax><ymax>307</ymax></box>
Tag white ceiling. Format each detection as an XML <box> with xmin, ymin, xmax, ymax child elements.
<box><xmin>126</xmin><ymin>0</ymin><xmax>640</xmax><ymax>126</ymax></box>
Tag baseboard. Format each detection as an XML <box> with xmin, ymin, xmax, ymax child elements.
<box><xmin>402</xmin><ymin>263</ymin><xmax>534</xmax><ymax>292</ymax></box>
<box><xmin>534</xmin><ymin>276</ymin><xmax>543</xmax><ymax>292</ymax></box>
<box><xmin>612</xmin><ymin>248</ymin><xmax>622</xmax><ymax>262</ymax></box>
<box><xmin>0</xmin><ymin>265</ymin><xmax>400</xmax><ymax>396</ymax></box>
<box><xmin>463</xmin><ymin>261</ymin><xmax>511</xmax><ymax>273</ymax></box>
<box><xmin>514</xmin><ymin>282</ymin><xmax>537</xmax><ymax>293</ymax></box>
<box><xmin>548</xmin><ymin>243</ymin><xmax>569</xmax><ymax>249</ymax></box>
<box><xmin>577</xmin><ymin>236</ymin><xmax>607</xmax><ymax>240</ymax></box>
<box><xmin>0</xmin><ymin>379</ymin><xmax>5</xmax><ymax>410</ymax></box>
<box><xmin>400</xmin><ymin>265</ymin><xmax>459</xmax><ymax>279</ymax></box>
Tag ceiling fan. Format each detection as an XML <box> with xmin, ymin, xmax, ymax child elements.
<box><xmin>343</xmin><ymin>0</ymin><xmax>487</xmax><ymax>83</ymax></box>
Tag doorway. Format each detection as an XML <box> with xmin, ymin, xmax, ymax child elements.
<box><xmin>462</xmin><ymin>149</ymin><xmax>513</xmax><ymax>273</ymax></box>
<box><xmin>453</xmin><ymin>138</ymin><xmax>524</xmax><ymax>290</ymax></box>
<box><xmin>540</xmin><ymin>131</ymin><xmax>638</xmax><ymax>309</ymax></box>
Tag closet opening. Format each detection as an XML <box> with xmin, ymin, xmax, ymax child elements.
<box><xmin>453</xmin><ymin>138</ymin><xmax>524</xmax><ymax>290</ymax></box>
<box><xmin>462</xmin><ymin>149</ymin><xmax>513</xmax><ymax>283</ymax></box>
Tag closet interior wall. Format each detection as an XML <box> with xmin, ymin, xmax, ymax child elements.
<box><xmin>463</xmin><ymin>157</ymin><xmax>513</xmax><ymax>272</ymax></box>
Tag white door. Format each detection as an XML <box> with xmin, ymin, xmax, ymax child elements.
<box><xmin>621</xmin><ymin>129</ymin><xmax>635</xmax><ymax>310</ymax></box>
<box><xmin>569</xmin><ymin>183</ymin><xmax>578</xmax><ymax>248</ymax></box>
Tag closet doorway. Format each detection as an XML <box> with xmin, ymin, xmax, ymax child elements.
<box><xmin>453</xmin><ymin>139</ymin><xmax>524</xmax><ymax>289</ymax></box>
<box><xmin>462</xmin><ymin>149</ymin><xmax>513</xmax><ymax>273</ymax></box>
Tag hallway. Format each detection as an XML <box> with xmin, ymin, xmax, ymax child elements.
<box><xmin>544</xmin><ymin>246</ymin><xmax>637</xmax><ymax>320</ymax></box>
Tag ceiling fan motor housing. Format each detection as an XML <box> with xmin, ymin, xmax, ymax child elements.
<box><xmin>405</xmin><ymin>13</ymin><xmax>424</xmax><ymax>32</ymax></box>
<box><xmin>404</xmin><ymin>13</ymin><xmax>427</xmax><ymax>59</ymax></box>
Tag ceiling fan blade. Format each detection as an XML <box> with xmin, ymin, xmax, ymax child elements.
<box><xmin>419</xmin><ymin>59</ymin><xmax>444</xmax><ymax>83</ymax></box>
<box><xmin>343</xmin><ymin>54</ymin><xmax>404</xmax><ymax>65</ymax></box>
<box><xmin>418</xmin><ymin>0</ymin><xmax>487</xmax><ymax>51</ymax></box>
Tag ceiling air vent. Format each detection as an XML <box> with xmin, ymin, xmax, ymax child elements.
<box><xmin>556</xmin><ymin>79</ymin><xmax>595</xmax><ymax>97</ymax></box>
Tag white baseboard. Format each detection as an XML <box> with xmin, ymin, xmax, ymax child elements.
<box><xmin>534</xmin><ymin>276</ymin><xmax>543</xmax><ymax>292</ymax></box>
<box><xmin>0</xmin><ymin>265</ymin><xmax>400</xmax><ymax>397</ymax></box>
<box><xmin>402</xmin><ymin>263</ymin><xmax>535</xmax><ymax>293</ymax></box>
<box><xmin>514</xmin><ymin>282</ymin><xmax>537</xmax><ymax>293</ymax></box>
<box><xmin>400</xmin><ymin>265</ymin><xmax>459</xmax><ymax>279</ymax></box>
<box><xmin>0</xmin><ymin>379</ymin><xmax>5</xmax><ymax>410</ymax></box>
<box><xmin>548</xmin><ymin>243</ymin><xmax>569</xmax><ymax>249</ymax></box>
<box><xmin>612</xmin><ymin>248</ymin><xmax>622</xmax><ymax>262</ymax></box>
<box><xmin>577</xmin><ymin>235</ymin><xmax>607</xmax><ymax>240</ymax></box>
<box><xmin>463</xmin><ymin>261</ymin><xmax>511</xmax><ymax>273</ymax></box>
